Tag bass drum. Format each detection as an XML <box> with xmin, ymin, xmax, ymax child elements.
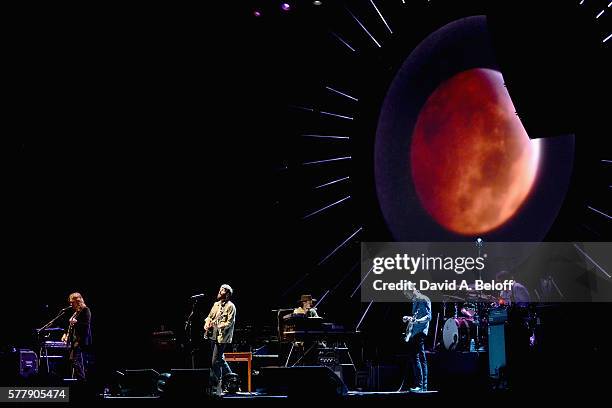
<box><xmin>442</xmin><ymin>317</ymin><xmax>477</xmax><ymax>351</ymax></box>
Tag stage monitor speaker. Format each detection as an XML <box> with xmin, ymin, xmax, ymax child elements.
<box><xmin>261</xmin><ymin>366</ymin><xmax>348</xmax><ymax>398</ymax></box>
<box><xmin>120</xmin><ymin>369</ymin><xmax>160</xmax><ymax>397</ymax></box>
<box><xmin>163</xmin><ymin>368</ymin><xmax>210</xmax><ymax>399</ymax></box>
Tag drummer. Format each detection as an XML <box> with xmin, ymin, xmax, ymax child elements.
<box><xmin>496</xmin><ymin>271</ymin><xmax>530</xmax><ymax>307</ymax></box>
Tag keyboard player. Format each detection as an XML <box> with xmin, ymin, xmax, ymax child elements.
<box><xmin>282</xmin><ymin>294</ymin><xmax>322</xmax><ymax>366</ymax></box>
<box><xmin>293</xmin><ymin>294</ymin><xmax>319</xmax><ymax>318</ymax></box>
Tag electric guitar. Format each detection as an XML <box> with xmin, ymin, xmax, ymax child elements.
<box><xmin>62</xmin><ymin>311</ymin><xmax>78</xmax><ymax>347</ymax></box>
<box><xmin>403</xmin><ymin>317</ymin><xmax>415</xmax><ymax>343</ymax></box>
<box><xmin>403</xmin><ymin>313</ymin><xmax>420</xmax><ymax>343</ymax></box>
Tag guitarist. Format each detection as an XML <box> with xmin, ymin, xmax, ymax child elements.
<box><xmin>204</xmin><ymin>284</ymin><xmax>236</xmax><ymax>391</ymax></box>
<box><xmin>401</xmin><ymin>288</ymin><xmax>431</xmax><ymax>392</ymax></box>
<box><xmin>61</xmin><ymin>292</ymin><xmax>92</xmax><ymax>381</ymax></box>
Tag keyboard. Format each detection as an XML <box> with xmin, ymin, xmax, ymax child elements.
<box><xmin>43</xmin><ymin>341</ymin><xmax>68</xmax><ymax>349</ymax></box>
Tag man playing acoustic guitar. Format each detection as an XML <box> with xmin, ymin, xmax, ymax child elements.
<box><xmin>204</xmin><ymin>284</ymin><xmax>236</xmax><ymax>391</ymax></box>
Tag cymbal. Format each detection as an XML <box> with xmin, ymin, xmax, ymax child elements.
<box><xmin>441</xmin><ymin>294</ymin><xmax>466</xmax><ymax>302</ymax></box>
<box><xmin>466</xmin><ymin>292</ymin><xmax>498</xmax><ymax>302</ymax></box>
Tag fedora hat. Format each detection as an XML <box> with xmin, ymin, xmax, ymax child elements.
<box><xmin>298</xmin><ymin>294</ymin><xmax>317</xmax><ymax>304</ymax></box>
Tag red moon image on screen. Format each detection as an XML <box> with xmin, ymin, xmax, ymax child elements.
<box><xmin>411</xmin><ymin>68</ymin><xmax>541</xmax><ymax>235</ymax></box>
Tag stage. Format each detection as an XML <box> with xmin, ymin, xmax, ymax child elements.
<box><xmin>7</xmin><ymin>1</ymin><xmax>610</xmax><ymax>405</ymax></box>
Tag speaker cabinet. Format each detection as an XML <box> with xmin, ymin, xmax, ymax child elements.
<box><xmin>260</xmin><ymin>366</ymin><xmax>348</xmax><ymax>398</ymax></box>
<box><xmin>119</xmin><ymin>369</ymin><xmax>160</xmax><ymax>397</ymax></box>
<box><xmin>163</xmin><ymin>368</ymin><xmax>211</xmax><ymax>399</ymax></box>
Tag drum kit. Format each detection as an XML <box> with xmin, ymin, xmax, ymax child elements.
<box><xmin>437</xmin><ymin>291</ymin><xmax>500</xmax><ymax>352</ymax></box>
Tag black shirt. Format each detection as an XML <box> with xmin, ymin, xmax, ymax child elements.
<box><xmin>71</xmin><ymin>306</ymin><xmax>92</xmax><ymax>348</ymax></box>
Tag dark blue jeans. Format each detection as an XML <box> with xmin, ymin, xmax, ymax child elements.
<box><xmin>69</xmin><ymin>347</ymin><xmax>86</xmax><ymax>381</ymax></box>
<box><xmin>408</xmin><ymin>333</ymin><xmax>427</xmax><ymax>389</ymax></box>
<box><xmin>211</xmin><ymin>342</ymin><xmax>232</xmax><ymax>384</ymax></box>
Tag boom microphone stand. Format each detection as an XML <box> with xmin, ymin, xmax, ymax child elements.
<box><xmin>37</xmin><ymin>306</ymin><xmax>71</xmax><ymax>374</ymax></box>
<box><xmin>185</xmin><ymin>294</ymin><xmax>205</xmax><ymax>369</ymax></box>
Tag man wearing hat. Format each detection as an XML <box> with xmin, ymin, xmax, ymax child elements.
<box><xmin>293</xmin><ymin>294</ymin><xmax>319</xmax><ymax>317</ymax></box>
<box><xmin>283</xmin><ymin>294</ymin><xmax>320</xmax><ymax>366</ymax></box>
<box><xmin>204</xmin><ymin>284</ymin><xmax>236</xmax><ymax>392</ymax></box>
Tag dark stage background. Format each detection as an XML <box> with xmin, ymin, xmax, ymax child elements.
<box><xmin>8</xmin><ymin>3</ymin><xmax>296</xmax><ymax>375</ymax></box>
<box><xmin>6</xmin><ymin>0</ymin><xmax>612</xmax><ymax>392</ymax></box>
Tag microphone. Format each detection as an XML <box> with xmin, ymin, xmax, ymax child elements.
<box><xmin>190</xmin><ymin>293</ymin><xmax>205</xmax><ymax>299</ymax></box>
<box><xmin>60</xmin><ymin>306</ymin><xmax>72</xmax><ymax>312</ymax></box>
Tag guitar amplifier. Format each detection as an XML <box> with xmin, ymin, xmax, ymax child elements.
<box><xmin>317</xmin><ymin>348</ymin><xmax>340</xmax><ymax>367</ymax></box>
<box><xmin>488</xmin><ymin>307</ymin><xmax>508</xmax><ymax>325</ymax></box>
<box><xmin>488</xmin><ymin>308</ymin><xmax>508</xmax><ymax>378</ymax></box>
<box><xmin>0</xmin><ymin>349</ymin><xmax>39</xmax><ymax>381</ymax></box>
<box><xmin>151</xmin><ymin>331</ymin><xmax>177</xmax><ymax>352</ymax></box>
<box><xmin>19</xmin><ymin>349</ymin><xmax>39</xmax><ymax>378</ymax></box>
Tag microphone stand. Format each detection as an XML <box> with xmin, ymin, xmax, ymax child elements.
<box><xmin>38</xmin><ymin>309</ymin><xmax>68</xmax><ymax>332</ymax></box>
<box><xmin>185</xmin><ymin>297</ymin><xmax>202</xmax><ymax>369</ymax></box>
<box><xmin>36</xmin><ymin>308</ymin><xmax>69</xmax><ymax>375</ymax></box>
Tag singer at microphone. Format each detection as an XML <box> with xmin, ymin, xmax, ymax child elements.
<box><xmin>61</xmin><ymin>292</ymin><xmax>92</xmax><ymax>381</ymax></box>
<box><xmin>204</xmin><ymin>284</ymin><xmax>236</xmax><ymax>393</ymax></box>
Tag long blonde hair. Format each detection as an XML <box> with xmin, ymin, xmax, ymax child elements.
<box><xmin>69</xmin><ymin>292</ymin><xmax>87</xmax><ymax>311</ymax></box>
